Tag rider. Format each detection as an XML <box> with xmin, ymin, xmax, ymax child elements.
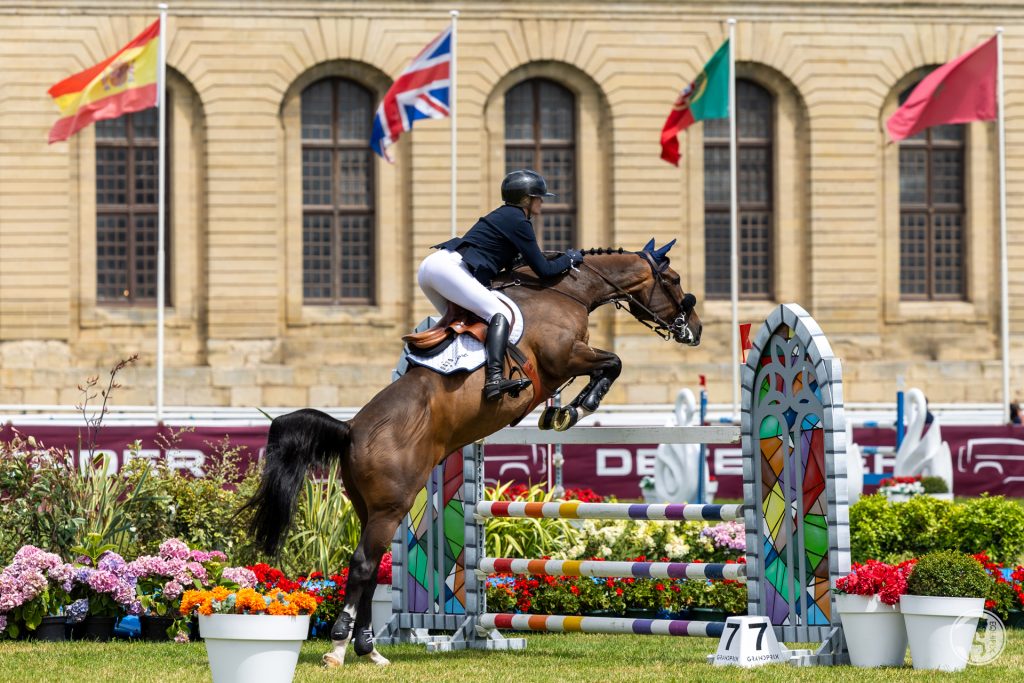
<box><xmin>419</xmin><ymin>169</ymin><xmax>585</xmax><ymax>401</ymax></box>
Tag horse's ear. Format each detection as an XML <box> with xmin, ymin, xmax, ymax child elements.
<box><xmin>653</xmin><ymin>239</ymin><xmax>677</xmax><ymax>260</ymax></box>
<box><xmin>642</xmin><ymin>238</ymin><xmax>655</xmax><ymax>252</ymax></box>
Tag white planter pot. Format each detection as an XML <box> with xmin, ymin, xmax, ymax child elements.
<box><xmin>199</xmin><ymin>614</ymin><xmax>309</xmax><ymax>683</ymax></box>
<box><xmin>927</xmin><ymin>491</ymin><xmax>954</xmax><ymax>501</ymax></box>
<box><xmin>641</xmin><ymin>488</ymin><xmax>660</xmax><ymax>503</ymax></box>
<box><xmin>900</xmin><ymin>594</ymin><xmax>985</xmax><ymax>671</ymax></box>
<box><xmin>834</xmin><ymin>594</ymin><xmax>907</xmax><ymax>667</ymax></box>
<box><xmin>372</xmin><ymin>584</ymin><xmax>393</xmax><ymax>636</ymax></box>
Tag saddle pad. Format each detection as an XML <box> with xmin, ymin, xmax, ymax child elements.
<box><xmin>406</xmin><ymin>291</ymin><xmax>524</xmax><ymax>375</ymax></box>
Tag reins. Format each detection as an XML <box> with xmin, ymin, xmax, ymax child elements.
<box><xmin>494</xmin><ymin>251</ymin><xmax>691</xmax><ymax>342</ymax></box>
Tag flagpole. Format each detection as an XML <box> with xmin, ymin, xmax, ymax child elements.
<box><xmin>156</xmin><ymin>3</ymin><xmax>168</xmax><ymax>421</ymax></box>
<box><xmin>727</xmin><ymin>18</ymin><xmax>739</xmax><ymax>421</ymax></box>
<box><xmin>450</xmin><ymin>10</ymin><xmax>459</xmax><ymax>239</ymax></box>
<box><xmin>997</xmin><ymin>26</ymin><xmax>1010</xmax><ymax>424</ymax></box>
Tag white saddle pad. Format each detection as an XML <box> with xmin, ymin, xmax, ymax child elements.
<box><xmin>406</xmin><ymin>291</ymin><xmax>524</xmax><ymax>375</ymax></box>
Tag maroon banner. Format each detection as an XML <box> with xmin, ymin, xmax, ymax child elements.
<box><xmin>5</xmin><ymin>422</ymin><xmax>1024</xmax><ymax>499</ymax></box>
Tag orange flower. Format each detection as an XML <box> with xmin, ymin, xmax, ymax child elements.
<box><xmin>267</xmin><ymin>601</ymin><xmax>299</xmax><ymax>616</ymax></box>
<box><xmin>235</xmin><ymin>588</ymin><xmax>267</xmax><ymax>614</ymax></box>
<box><xmin>211</xmin><ymin>586</ymin><xmax>230</xmax><ymax>601</ymax></box>
<box><xmin>287</xmin><ymin>592</ymin><xmax>318</xmax><ymax>615</ymax></box>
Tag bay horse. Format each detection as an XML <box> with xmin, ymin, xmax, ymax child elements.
<box><xmin>243</xmin><ymin>239</ymin><xmax>701</xmax><ymax>667</ymax></box>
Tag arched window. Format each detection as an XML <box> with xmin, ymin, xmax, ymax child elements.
<box><xmin>898</xmin><ymin>85</ymin><xmax>965</xmax><ymax>300</ymax></box>
<box><xmin>703</xmin><ymin>79</ymin><xmax>773</xmax><ymax>300</ymax></box>
<box><xmin>301</xmin><ymin>77</ymin><xmax>374</xmax><ymax>304</ymax></box>
<box><xmin>95</xmin><ymin>107</ymin><xmax>168</xmax><ymax>304</ymax></box>
<box><xmin>504</xmin><ymin>79</ymin><xmax>576</xmax><ymax>252</ymax></box>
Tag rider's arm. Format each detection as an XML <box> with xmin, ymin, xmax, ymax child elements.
<box><xmin>509</xmin><ymin>218</ymin><xmax>571</xmax><ymax>278</ymax></box>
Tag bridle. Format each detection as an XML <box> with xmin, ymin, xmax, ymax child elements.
<box><xmin>580</xmin><ymin>252</ymin><xmax>697</xmax><ymax>343</ymax></box>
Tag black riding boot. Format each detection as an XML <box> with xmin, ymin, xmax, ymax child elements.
<box><xmin>483</xmin><ymin>314</ymin><xmax>531</xmax><ymax>401</ymax></box>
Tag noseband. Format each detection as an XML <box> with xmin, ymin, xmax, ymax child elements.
<box><xmin>580</xmin><ymin>253</ymin><xmax>695</xmax><ymax>343</ymax></box>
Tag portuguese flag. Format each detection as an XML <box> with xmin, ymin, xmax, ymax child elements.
<box><xmin>48</xmin><ymin>19</ymin><xmax>160</xmax><ymax>144</ymax></box>
<box><xmin>660</xmin><ymin>39</ymin><xmax>730</xmax><ymax>166</ymax></box>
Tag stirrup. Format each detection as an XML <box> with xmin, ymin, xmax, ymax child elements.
<box><xmin>484</xmin><ymin>377</ymin><xmax>532</xmax><ymax>401</ymax></box>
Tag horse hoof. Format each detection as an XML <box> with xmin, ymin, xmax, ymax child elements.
<box><xmin>323</xmin><ymin>653</ymin><xmax>344</xmax><ymax>668</ymax></box>
<box><xmin>553</xmin><ymin>407</ymin><xmax>576</xmax><ymax>432</ymax></box>
<box><xmin>538</xmin><ymin>406</ymin><xmax>558</xmax><ymax>430</ymax></box>
<box><xmin>367</xmin><ymin>650</ymin><xmax>391</xmax><ymax>666</ymax></box>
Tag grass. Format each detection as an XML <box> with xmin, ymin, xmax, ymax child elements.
<box><xmin>1</xmin><ymin>631</ymin><xmax>1022</xmax><ymax>682</ymax></box>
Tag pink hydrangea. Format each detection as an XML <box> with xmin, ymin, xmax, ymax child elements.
<box><xmin>162</xmin><ymin>581</ymin><xmax>183</xmax><ymax>600</ymax></box>
<box><xmin>159</xmin><ymin>539</ymin><xmax>190</xmax><ymax>561</ymax></box>
<box><xmin>221</xmin><ymin>567</ymin><xmax>257</xmax><ymax>588</ymax></box>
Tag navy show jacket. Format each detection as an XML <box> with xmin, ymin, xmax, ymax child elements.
<box><xmin>434</xmin><ymin>204</ymin><xmax>571</xmax><ymax>286</ymax></box>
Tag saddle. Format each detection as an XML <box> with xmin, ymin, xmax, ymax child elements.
<box><xmin>402</xmin><ymin>303</ymin><xmax>488</xmax><ymax>355</ymax></box>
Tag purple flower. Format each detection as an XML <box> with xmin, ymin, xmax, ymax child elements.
<box><xmin>0</xmin><ymin>615</ymin><xmax>6</xmax><ymax>633</ymax></box>
<box><xmin>159</xmin><ymin>539</ymin><xmax>190</xmax><ymax>561</ymax></box>
<box><xmin>97</xmin><ymin>551</ymin><xmax>127</xmax><ymax>575</ymax></box>
<box><xmin>66</xmin><ymin>599</ymin><xmax>89</xmax><ymax>623</ymax></box>
<box><xmin>174</xmin><ymin>630</ymin><xmax>190</xmax><ymax>643</ymax></box>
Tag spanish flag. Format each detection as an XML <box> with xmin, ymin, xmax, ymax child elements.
<box><xmin>48</xmin><ymin>20</ymin><xmax>160</xmax><ymax>144</ymax></box>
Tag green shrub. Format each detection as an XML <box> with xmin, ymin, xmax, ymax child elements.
<box><xmin>942</xmin><ymin>494</ymin><xmax>1024</xmax><ymax>565</ymax></box>
<box><xmin>483</xmin><ymin>482</ymin><xmax>579</xmax><ymax>559</ymax></box>
<box><xmin>849</xmin><ymin>493</ymin><xmax>953</xmax><ymax>563</ymax></box>
<box><xmin>906</xmin><ymin>550</ymin><xmax>989</xmax><ymax>598</ymax></box>
<box><xmin>920</xmin><ymin>476</ymin><xmax>949</xmax><ymax>494</ymax></box>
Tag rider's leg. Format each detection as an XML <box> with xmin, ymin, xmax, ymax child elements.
<box><xmin>417</xmin><ymin>250</ymin><xmax>530</xmax><ymax>399</ymax></box>
<box><xmin>482</xmin><ymin>312</ymin><xmax>531</xmax><ymax>400</ymax></box>
<box><xmin>417</xmin><ymin>250</ymin><xmax>457</xmax><ymax>315</ymax></box>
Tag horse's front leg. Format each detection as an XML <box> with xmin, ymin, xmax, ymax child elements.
<box><xmin>540</xmin><ymin>343</ymin><xmax>621</xmax><ymax>431</ymax></box>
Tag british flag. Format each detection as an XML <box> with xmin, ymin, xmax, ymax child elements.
<box><xmin>370</xmin><ymin>26</ymin><xmax>452</xmax><ymax>160</ymax></box>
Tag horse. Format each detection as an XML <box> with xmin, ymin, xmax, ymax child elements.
<box><xmin>243</xmin><ymin>239</ymin><xmax>702</xmax><ymax>667</ymax></box>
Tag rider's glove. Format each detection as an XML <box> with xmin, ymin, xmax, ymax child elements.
<box><xmin>565</xmin><ymin>249</ymin><xmax>585</xmax><ymax>267</ymax></box>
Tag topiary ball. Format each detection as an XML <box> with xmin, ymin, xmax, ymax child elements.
<box><xmin>905</xmin><ymin>550</ymin><xmax>989</xmax><ymax>599</ymax></box>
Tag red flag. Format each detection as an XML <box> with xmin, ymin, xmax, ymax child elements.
<box><xmin>739</xmin><ymin>323</ymin><xmax>753</xmax><ymax>363</ymax></box>
<box><xmin>886</xmin><ymin>36</ymin><xmax>997</xmax><ymax>142</ymax></box>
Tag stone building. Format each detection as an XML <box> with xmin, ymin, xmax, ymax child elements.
<box><xmin>0</xmin><ymin>0</ymin><xmax>1021</xmax><ymax>408</ymax></box>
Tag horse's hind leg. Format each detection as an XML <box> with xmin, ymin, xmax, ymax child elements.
<box><xmin>323</xmin><ymin>510</ymin><xmax>403</xmax><ymax>667</ymax></box>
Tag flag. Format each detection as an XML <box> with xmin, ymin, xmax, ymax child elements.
<box><xmin>660</xmin><ymin>39</ymin><xmax>730</xmax><ymax>165</ymax></box>
<box><xmin>370</xmin><ymin>26</ymin><xmax>452</xmax><ymax>160</ymax></box>
<box><xmin>886</xmin><ymin>36</ymin><xmax>997</xmax><ymax>142</ymax></box>
<box><xmin>47</xmin><ymin>20</ymin><xmax>160</xmax><ymax>144</ymax></box>
<box><xmin>739</xmin><ymin>323</ymin><xmax>752</xmax><ymax>363</ymax></box>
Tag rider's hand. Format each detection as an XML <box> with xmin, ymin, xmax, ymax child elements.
<box><xmin>565</xmin><ymin>249</ymin><xmax>585</xmax><ymax>267</ymax></box>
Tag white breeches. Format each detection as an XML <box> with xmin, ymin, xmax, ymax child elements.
<box><xmin>417</xmin><ymin>249</ymin><xmax>505</xmax><ymax>322</ymax></box>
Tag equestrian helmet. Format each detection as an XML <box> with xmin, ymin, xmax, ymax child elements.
<box><xmin>501</xmin><ymin>169</ymin><xmax>557</xmax><ymax>205</ymax></box>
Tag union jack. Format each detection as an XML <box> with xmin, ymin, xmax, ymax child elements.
<box><xmin>370</xmin><ymin>26</ymin><xmax>451</xmax><ymax>160</ymax></box>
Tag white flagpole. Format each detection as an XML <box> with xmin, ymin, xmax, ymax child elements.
<box><xmin>156</xmin><ymin>3</ymin><xmax>168</xmax><ymax>421</ymax></box>
<box><xmin>450</xmin><ymin>10</ymin><xmax>459</xmax><ymax>238</ymax></box>
<box><xmin>728</xmin><ymin>18</ymin><xmax>739</xmax><ymax>420</ymax></box>
<box><xmin>997</xmin><ymin>27</ymin><xmax>1010</xmax><ymax>424</ymax></box>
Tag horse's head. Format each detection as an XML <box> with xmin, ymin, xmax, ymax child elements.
<box><xmin>625</xmin><ymin>239</ymin><xmax>702</xmax><ymax>347</ymax></box>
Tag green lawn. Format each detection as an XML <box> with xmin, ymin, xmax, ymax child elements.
<box><xmin>1</xmin><ymin>631</ymin><xmax>1022</xmax><ymax>682</ymax></box>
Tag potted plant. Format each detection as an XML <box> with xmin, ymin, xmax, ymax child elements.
<box><xmin>708</xmin><ymin>577</ymin><xmax>748</xmax><ymax>618</ymax></box>
<box><xmin>1009</xmin><ymin>565</ymin><xmax>1024</xmax><ymax>629</ymax></box>
<box><xmin>833</xmin><ymin>559</ymin><xmax>914</xmax><ymax>667</ymax></box>
<box><xmin>639</xmin><ymin>476</ymin><xmax>658</xmax><ymax>503</ymax></box>
<box><xmin>877</xmin><ymin>476</ymin><xmax>924</xmax><ymax>503</ymax></box>
<box><xmin>181</xmin><ymin>586</ymin><xmax>317</xmax><ymax>683</ymax></box>
<box><xmin>0</xmin><ymin>545</ymin><xmax>76</xmax><ymax>641</ymax></box>
<box><xmin>920</xmin><ymin>476</ymin><xmax>952</xmax><ymax>501</ymax></box>
<box><xmin>687</xmin><ymin>580</ymin><xmax>726</xmax><ymax>622</ymax></box>
<box><xmin>68</xmin><ymin>539</ymin><xmax>141</xmax><ymax>641</ymax></box>
<box><xmin>130</xmin><ymin>538</ymin><xmax>227</xmax><ymax>642</ymax></box>
<box><xmin>901</xmin><ymin>550</ymin><xmax>988</xmax><ymax>671</ymax></box>
<box><xmin>371</xmin><ymin>551</ymin><xmax>392</xmax><ymax>635</ymax></box>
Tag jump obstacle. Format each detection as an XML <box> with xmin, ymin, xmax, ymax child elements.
<box><xmin>379</xmin><ymin>304</ymin><xmax>851</xmax><ymax>666</ymax></box>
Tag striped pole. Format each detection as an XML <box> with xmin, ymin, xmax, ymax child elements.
<box><xmin>480</xmin><ymin>613</ymin><xmax>725</xmax><ymax>638</ymax></box>
<box><xmin>480</xmin><ymin>558</ymin><xmax>746</xmax><ymax>581</ymax></box>
<box><xmin>476</xmin><ymin>501</ymin><xmax>744</xmax><ymax>522</ymax></box>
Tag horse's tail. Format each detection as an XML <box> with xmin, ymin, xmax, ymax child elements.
<box><xmin>243</xmin><ymin>408</ymin><xmax>351</xmax><ymax>556</ymax></box>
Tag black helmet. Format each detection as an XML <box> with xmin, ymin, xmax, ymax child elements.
<box><xmin>501</xmin><ymin>169</ymin><xmax>557</xmax><ymax>205</ymax></box>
